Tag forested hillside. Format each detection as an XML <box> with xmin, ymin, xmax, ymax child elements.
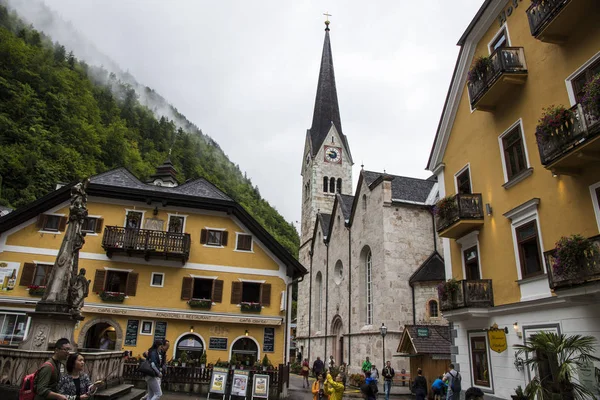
<box><xmin>0</xmin><ymin>4</ymin><xmax>299</xmax><ymax>255</ymax></box>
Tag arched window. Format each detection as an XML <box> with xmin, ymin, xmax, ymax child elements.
<box><xmin>330</xmin><ymin>177</ymin><xmax>335</xmax><ymax>193</ymax></box>
<box><xmin>429</xmin><ymin>300</ymin><xmax>439</xmax><ymax>318</ymax></box>
<box><xmin>362</xmin><ymin>194</ymin><xmax>367</xmax><ymax>211</ymax></box>
<box><xmin>337</xmin><ymin>178</ymin><xmax>342</xmax><ymax>193</ymax></box>
<box><xmin>315</xmin><ymin>272</ymin><xmax>323</xmax><ymax>330</ymax></box>
<box><xmin>323</xmin><ymin>177</ymin><xmax>329</xmax><ymax>193</ymax></box>
<box><xmin>366</xmin><ymin>251</ymin><xmax>373</xmax><ymax>325</ymax></box>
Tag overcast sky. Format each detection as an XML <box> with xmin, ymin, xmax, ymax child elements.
<box><xmin>21</xmin><ymin>0</ymin><xmax>483</xmax><ymax>227</ymax></box>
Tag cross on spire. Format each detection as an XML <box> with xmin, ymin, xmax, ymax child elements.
<box><xmin>323</xmin><ymin>11</ymin><xmax>331</xmax><ymax>30</ymax></box>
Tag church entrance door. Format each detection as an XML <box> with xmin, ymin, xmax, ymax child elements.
<box><xmin>331</xmin><ymin>316</ymin><xmax>343</xmax><ymax>366</ymax></box>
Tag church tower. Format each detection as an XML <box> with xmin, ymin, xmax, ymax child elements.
<box><xmin>300</xmin><ymin>19</ymin><xmax>353</xmax><ymax>251</ymax></box>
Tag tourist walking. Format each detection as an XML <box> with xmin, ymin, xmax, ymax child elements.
<box><xmin>443</xmin><ymin>363</ymin><xmax>461</xmax><ymax>400</ymax></box>
<box><xmin>411</xmin><ymin>368</ymin><xmax>427</xmax><ymax>400</ymax></box>
<box><xmin>312</xmin><ymin>373</ymin><xmax>329</xmax><ymax>400</ymax></box>
<box><xmin>431</xmin><ymin>375</ymin><xmax>447</xmax><ymax>400</ymax></box>
<box><xmin>144</xmin><ymin>340</ymin><xmax>165</xmax><ymax>400</ymax></box>
<box><xmin>301</xmin><ymin>358</ymin><xmax>310</xmax><ymax>388</ymax></box>
<box><xmin>58</xmin><ymin>353</ymin><xmax>98</xmax><ymax>399</ymax></box>
<box><xmin>34</xmin><ymin>338</ymin><xmax>71</xmax><ymax>400</ymax></box>
<box><xmin>363</xmin><ymin>371</ymin><xmax>378</xmax><ymax>400</ymax></box>
<box><xmin>328</xmin><ymin>355</ymin><xmax>335</xmax><ymax>369</ymax></box>
<box><xmin>313</xmin><ymin>356</ymin><xmax>324</xmax><ymax>378</ymax></box>
<box><xmin>382</xmin><ymin>360</ymin><xmax>395</xmax><ymax>400</ymax></box>
<box><xmin>370</xmin><ymin>365</ymin><xmax>379</xmax><ymax>380</ymax></box>
<box><xmin>361</xmin><ymin>357</ymin><xmax>372</xmax><ymax>376</ymax></box>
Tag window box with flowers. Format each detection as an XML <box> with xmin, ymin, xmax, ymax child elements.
<box><xmin>28</xmin><ymin>285</ymin><xmax>46</xmax><ymax>296</ymax></box>
<box><xmin>240</xmin><ymin>302</ymin><xmax>261</xmax><ymax>313</ymax></box>
<box><xmin>433</xmin><ymin>195</ymin><xmax>459</xmax><ymax>231</ymax></box>
<box><xmin>188</xmin><ymin>298</ymin><xmax>212</xmax><ymax>310</ymax></box>
<box><xmin>467</xmin><ymin>56</ymin><xmax>492</xmax><ymax>84</ymax></box>
<box><xmin>582</xmin><ymin>74</ymin><xmax>600</xmax><ymax>118</ymax></box>
<box><xmin>437</xmin><ymin>278</ymin><xmax>462</xmax><ymax>310</ymax></box>
<box><xmin>535</xmin><ymin>105</ymin><xmax>576</xmax><ymax>145</ymax></box>
<box><xmin>547</xmin><ymin>234</ymin><xmax>600</xmax><ymax>289</ymax></box>
<box><xmin>99</xmin><ymin>290</ymin><xmax>126</xmax><ymax>303</ymax></box>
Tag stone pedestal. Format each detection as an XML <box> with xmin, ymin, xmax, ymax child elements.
<box><xmin>19</xmin><ymin>302</ymin><xmax>77</xmax><ymax>351</ymax></box>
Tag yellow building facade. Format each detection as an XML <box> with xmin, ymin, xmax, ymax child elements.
<box><xmin>0</xmin><ymin>165</ymin><xmax>305</xmax><ymax>367</ymax></box>
<box><xmin>427</xmin><ymin>0</ymin><xmax>600</xmax><ymax>398</ymax></box>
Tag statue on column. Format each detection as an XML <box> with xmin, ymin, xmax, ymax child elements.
<box><xmin>70</xmin><ymin>268</ymin><xmax>90</xmax><ymax>320</ymax></box>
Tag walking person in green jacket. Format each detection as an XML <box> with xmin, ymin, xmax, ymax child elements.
<box><xmin>361</xmin><ymin>357</ymin><xmax>372</xmax><ymax>376</ymax></box>
<box><xmin>34</xmin><ymin>338</ymin><xmax>71</xmax><ymax>400</ymax></box>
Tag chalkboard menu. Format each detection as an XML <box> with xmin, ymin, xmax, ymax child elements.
<box><xmin>154</xmin><ymin>321</ymin><xmax>167</xmax><ymax>341</ymax></box>
<box><xmin>125</xmin><ymin>320</ymin><xmax>139</xmax><ymax>346</ymax></box>
<box><xmin>209</xmin><ymin>337</ymin><xmax>228</xmax><ymax>350</ymax></box>
<box><xmin>263</xmin><ymin>327</ymin><xmax>274</xmax><ymax>353</ymax></box>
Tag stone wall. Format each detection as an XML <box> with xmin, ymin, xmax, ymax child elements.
<box><xmin>413</xmin><ymin>282</ymin><xmax>447</xmax><ymax>325</ymax></box>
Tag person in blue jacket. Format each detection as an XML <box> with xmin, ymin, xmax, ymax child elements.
<box><xmin>431</xmin><ymin>375</ymin><xmax>447</xmax><ymax>400</ymax></box>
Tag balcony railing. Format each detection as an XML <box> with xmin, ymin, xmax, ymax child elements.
<box><xmin>536</xmin><ymin>104</ymin><xmax>600</xmax><ymax>172</ymax></box>
<box><xmin>435</xmin><ymin>193</ymin><xmax>484</xmax><ymax>239</ymax></box>
<box><xmin>468</xmin><ymin>47</ymin><xmax>527</xmax><ymax>111</ymax></box>
<box><xmin>102</xmin><ymin>226</ymin><xmax>191</xmax><ymax>263</ymax></box>
<box><xmin>545</xmin><ymin>235</ymin><xmax>600</xmax><ymax>290</ymax></box>
<box><xmin>526</xmin><ymin>0</ymin><xmax>590</xmax><ymax>43</ymax></box>
<box><xmin>439</xmin><ymin>279</ymin><xmax>494</xmax><ymax>312</ymax></box>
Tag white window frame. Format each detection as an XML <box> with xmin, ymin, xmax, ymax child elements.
<box><xmin>454</xmin><ymin>163</ymin><xmax>472</xmax><ymax>194</ymax></box>
<box><xmin>565</xmin><ymin>50</ymin><xmax>600</xmax><ymax>106</ymax></box>
<box><xmin>167</xmin><ymin>213</ymin><xmax>187</xmax><ymax>233</ymax></box>
<box><xmin>590</xmin><ymin>181</ymin><xmax>600</xmax><ymax>233</ymax></box>
<box><xmin>150</xmin><ymin>272</ymin><xmax>164</xmax><ymax>288</ymax></box>
<box><xmin>140</xmin><ymin>320</ymin><xmax>153</xmax><ymax>336</ymax></box>
<box><xmin>234</xmin><ymin>232</ymin><xmax>254</xmax><ymax>253</ymax></box>
<box><xmin>457</xmin><ymin>231</ymin><xmax>482</xmax><ymax>280</ymax></box>
<box><xmin>203</xmin><ymin>227</ymin><xmax>226</xmax><ymax>248</ymax></box>
<box><xmin>81</xmin><ymin>214</ymin><xmax>102</xmax><ymax>236</ymax></box>
<box><xmin>0</xmin><ymin>312</ymin><xmax>31</xmax><ymax>346</ymax></box>
<box><xmin>123</xmin><ymin>209</ymin><xmax>146</xmax><ymax>229</ymax></box>
<box><xmin>522</xmin><ymin>323</ymin><xmax>561</xmax><ymax>385</ymax></box>
<box><xmin>497</xmin><ymin>119</ymin><xmax>532</xmax><ymax>187</ymax></box>
<box><xmin>366</xmin><ymin>251</ymin><xmax>373</xmax><ymax>326</ymax></box>
<box><xmin>468</xmin><ymin>331</ymin><xmax>494</xmax><ymax>391</ymax></box>
<box><xmin>487</xmin><ymin>23</ymin><xmax>511</xmax><ymax>54</ymax></box>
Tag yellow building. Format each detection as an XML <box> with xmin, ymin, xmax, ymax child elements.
<box><xmin>427</xmin><ymin>0</ymin><xmax>600</xmax><ymax>398</ymax></box>
<box><xmin>0</xmin><ymin>161</ymin><xmax>306</xmax><ymax>367</ymax></box>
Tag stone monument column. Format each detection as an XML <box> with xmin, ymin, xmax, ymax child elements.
<box><xmin>20</xmin><ymin>179</ymin><xmax>90</xmax><ymax>350</ymax></box>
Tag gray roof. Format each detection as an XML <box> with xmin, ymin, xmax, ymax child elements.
<box><xmin>91</xmin><ymin>168</ymin><xmax>231</xmax><ymax>201</ymax></box>
<box><xmin>362</xmin><ymin>170</ymin><xmax>435</xmax><ymax>204</ymax></box>
<box><xmin>318</xmin><ymin>213</ymin><xmax>331</xmax><ymax>238</ymax></box>
<box><xmin>401</xmin><ymin>325</ymin><xmax>451</xmax><ymax>355</ymax></box>
<box><xmin>338</xmin><ymin>194</ymin><xmax>354</xmax><ymax>220</ymax></box>
<box><xmin>409</xmin><ymin>252</ymin><xmax>446</xmax><ymax>284</ymax></box>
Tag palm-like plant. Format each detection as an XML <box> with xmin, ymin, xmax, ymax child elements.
<box><xmin>514</xmin><ymin>332</ymin><xmax>600</xmax><ymax>399</ymax></box>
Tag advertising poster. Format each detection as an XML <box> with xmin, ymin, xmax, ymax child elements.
<box><xmin>210</xmin><ymin>367</ymin><xmax>229</xmax><ymax>394</ymax></box>
<box><xmin>0</xmin><ymin>262</ymin><xmax>20</xmax><ymax>291</ymax></box>
<box><xmin>231</xmin><ymin>370</ymin><xmax>249</xmax><ymax>397</ymax></box>
<box><xmin>252</xmin><ymin>374</ymin><xmax>269</xmax><ymax>399</ymax></box>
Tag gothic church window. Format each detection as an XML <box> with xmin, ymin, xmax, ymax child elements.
<box><xmin>315</xmin><ymin>272</ymin><xmax>323</xmax><ymax>330</ymax></box>
<box><xmin>337</xmin><ymin>178</ymin><xmax>342</xmax><ymax>194</ymax></box>
<box><xmin>366</xmin><ymin>251</ymin><xmax>373</xmax><ymax>325</ymax></box>
<box><xmin>329</xmin><ymin>177</ymin><xmax>335</xmax><ymax>193</ymax></box>
<box><xmin>323</xmin><ymin>177</ymin><xmax>329</xmax><ymax>193</ymax></box>
<box><xmin>362</xmin><ymin>195</ymin><xmax>367</xmax><ymax>211</ymax></box>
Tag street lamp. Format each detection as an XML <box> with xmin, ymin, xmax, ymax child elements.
<box><xmin>379</xmin><ymin>323</ymin><xmax>387</xmax><ymax>368</ymax></box>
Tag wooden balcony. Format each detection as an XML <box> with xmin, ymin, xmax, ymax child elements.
<box><xmin>526</xmin><ymin>0</ymin><xmax>591</xmax><ymax>43</ymax></box>
<box><xmin>545</xmin><ymin>235</ymin><xmax>600</xmax><ymax>290</ymax></box>
<box><xmin>439</xmin><ymin>279</ymin><xmax>494</xmax><ymax>312</ymax></box>
<box><xmin>536</xmin><ymin>104</ymin><xmax>600</xmax><ymax>175</ymax></box>
<box><xmin>102</xmin><ymin>226</ymin><xmax>191</xmax><ymax>264</ymax></box>
<box><xmin>468</xmin><ymin>47</ymin><xmax>528</xmax><ymax>112</ymax></box>
<box><xmin>435</xmin><ymin>194</ymin><xmax>484</xmax><ymax>239</ymax></box>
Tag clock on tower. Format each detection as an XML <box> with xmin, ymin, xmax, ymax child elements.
<box><xmin>324</xmin><ymin>146</ymin><xmax>342</xmax><ymax>163</ymax></box>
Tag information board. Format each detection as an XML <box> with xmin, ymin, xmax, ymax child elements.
<box><xmin>252</xmin><ymin>374</ymin><xmax>269</xmax><ymax>399</ymax></box>
<box><xmin>154</xmin><ymin>321</ymin><xmax>167</xmax><ymax>341</ymax></box>
<box><xmin>263</xmin><ymin>327</ymin><xmax>275</xmax><ymax>353</ymax></box>
<box><xmin>209</xmin><ymin>337</ymin><xmax>228</xmax><ymax>350</ymax></box>
<box><xmin>125</xmin><ymin>320</ymin><xmax>139</xmax><ymax>346</ymax></box>
<box><xmin>210</xmin><ymin>367</ymin><xmax>229</xmax><ymax>394</ymax></box>
<box><xmin>231</xmin><ymin>370</ymin><xmax>249</xmax><ymax>397</ymax></box>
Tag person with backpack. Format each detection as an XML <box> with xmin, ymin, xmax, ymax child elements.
<box><xmin>364</xmin><ymin>371</ymin><xmax>378</xmax><ymax>400</ymax></box>
<box><xmin>32</xmin><ymin>338</ymin><xmax>71</xmax><ymax>400</ymax></box>
<box><xmin>443</xmin><ymin>363</ymin><xmax>461</xmax><ymax>400</ymax></box>
<box><xmin>301</xmin><ymin>358</ymin><xmax>310</xmax><ymax>388</ymax></box>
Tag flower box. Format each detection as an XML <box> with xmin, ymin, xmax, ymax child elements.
<box><xmin>582</xmin><ymin>73</ymin><xmax>600</xmax><ymax>117</ymax></box>
<box><xmin>240</xmin><ymin>302</ymin><xmax>261</xmax><ymax>312</ymax></box>
<box><xmin>188</xmin><ymin>298</ymin><xmax>212</xmax><ymax>309</ymax></box>
<box><xmin>535</xmin><ymin>105</ymin><xmax>575</xmax><ymax>145</ymax></box>
<box><xmin>467</xmin><ymin>56</ymin><xmax>492</xmax><ymax>84</ymax></box>
<box><xmin>28</xmin><ymin>285</ymin><xmax>46</xmax><ymax>296</ymax></box>
<box><xmin>552</xmin><ymin>235</ymin><xmax>600</xmax><ymax>281</ymax></box>
<box><xmin>99</xmin><ymin>291</ymin><xmax>125</xmax><ymax>302</ymax></box>
<box><xmin>437</xmin><ymin>278</ymin><xmax>460</xmax><ymax>302</ymax></box>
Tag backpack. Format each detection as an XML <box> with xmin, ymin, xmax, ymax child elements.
<box><xmin>450</xmin><ymin>371</ymin><xmax>461</xmax><ymax>392</ymax></box>
<box><xmin>19</xmin><ymin>361</ymin><xmax>55</xmax><ymax>400</ymax></box>
<box><xmin>369</xmin><ymin>380</ymin><xmax>379</xmax><ymax>395</ymax></box>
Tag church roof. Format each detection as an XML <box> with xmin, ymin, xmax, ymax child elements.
<box><xmin>362</xmin><ymin>170</ymin><xmax>436</xmax><ymax>204</ymax></box>
<box><xmin>318</xmin><ymin>213</ymin><xmax>332</xmax><ymax>238</ymax></box>
<box><xmin>338</xmin><ymin>194</ymin><xmax>354</xmax><ymax>220</ymax></box>
<box><xmin>397</xmin><ymin>325</ymin><xmax>451</xmax><ymax>355</ymax></box>
<box><xmin>92</xmin><ymin>167</ymin><xmax>231</xmax><ymax>201</ymax></box>
<box><xmin>308</xmin><ymin>25</ymin><xmax>352</xmax><ymax>162</ymax></box>
<box><xmin>409</xmin><ymin>251</ymin><xmax>446</xmax><ymax>285</ymax></box>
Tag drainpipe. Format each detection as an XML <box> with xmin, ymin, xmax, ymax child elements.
<box><xmin>347</xmin><ymin>225</ymin><xmax>352</xmax><ymax>366</ymax></box>
<box><xmin>430</xmin><ymin>207</ymin><xmax>437</xmax><ymax>252</ymax></box>
<box><xmin>307</xmin><ymin>249</ymin><xmax>313</xmax><ymax>364</ymax></box>
<box><xmin>285</xmin><ymin>274</ymin><xmax>304</xmax><ymax>364</ymax></box>
<box><xmin>324</xmin><ymin>241</ymin><xmax>329</xmax><ymax>362</ymax></box>
<box><xmin>411</xmin><ymin>284</ymin><xmax>416</xmax><ymax>325</ymax></box>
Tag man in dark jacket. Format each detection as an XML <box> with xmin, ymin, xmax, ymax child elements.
<box><xmin>34</xmin><ymin>338</ymin><xmax>71</xmax><ymax>400</ymax></box>
<box><xmin>382</xmin><ymin>361</ymin><xmax>395</xmax><ymax>400</ymax></box>
<box><xmin>312</xmin><ymin>357</ymin><xmax>324</xmax><ymax>378</ymax></box>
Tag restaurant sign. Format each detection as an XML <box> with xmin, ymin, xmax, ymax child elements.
<box><xmin>487</xmin><ymin>329</ymin><xmax>507</xmax><ymax>353</ymax></box>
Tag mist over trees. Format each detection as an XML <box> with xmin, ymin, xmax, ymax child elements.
<box><xmin>0</xmin><ymin>3</ymin><xmax>299</xmax><ymax>256</ymax></box>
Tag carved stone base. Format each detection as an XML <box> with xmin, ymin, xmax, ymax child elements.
<box><xmin>19</xmin><ymin>310</ymin><xmax>77</xmax><ymax>351</ymax></box>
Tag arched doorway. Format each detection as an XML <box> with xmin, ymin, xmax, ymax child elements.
<box><xmin>80</xmin><ymin>319</ymin><xmax>120</xmax><ymax>350</ymax></box>
<box><xmin>230</xmin><ymin>336</ymin><xmax>260</xmax><ymax>367</ymax></box>
<box><xmin>331</xmin><ymin>316</ymin><xmax>343</xmax><ymax>366</ymax></box>
<box><xmin>174</xmin><ymin>333</ymin><xmax>205</xmax><ymax>361</ymax></box>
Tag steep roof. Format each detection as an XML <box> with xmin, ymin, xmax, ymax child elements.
<box><xmin>409</xmin><ymin>252</ymin><xmax>446</xmax><ymax>285</ymax></box>
<box><xmin>338</xmin><ymin>194</ymin><xmax>354</xmax><ymax>220</ymax></box>
<box><xmin>318</xmin><ymin>213</ymin><xmax>332</xmax><ymax>238</ymax></box>
<box><xmin>362</xmin><ymin>170</ymin><xmax>436</xmax><ymax>204</ymax></box>
<box><xmin>397</xmin><ymin>325</ymin><xmax>452</xmax><ymax>355</ymax></box>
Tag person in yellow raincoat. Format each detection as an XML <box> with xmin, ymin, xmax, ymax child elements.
<box><xmin>326</xmin><ymin>373</ymin><xmax>345</xmax><ymax>400</ymax></box>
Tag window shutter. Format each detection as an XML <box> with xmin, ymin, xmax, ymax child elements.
<box><xmin>58</xmin><ymin>216</ymin><xmax>68</xmax><ymax>232</ymax></box>
<box><xmin>36</xmin><ymin>215</ymin><xmax>47</xmax><ymax>229</ymax></box>
<box><xmin>212</xmin><ymin>280</ymin><xmax>224</xmax><ymax>303</ymax></box>
<box><xmin>95</xmin><ymin>218</ymin><xmax>104</xmax><ymax>233</ymax></box>
<box><xmin>261</xmin><ymin>283</ymin><xmax>271</xmax><ymax>306</ymax></box>
<box><xmin>92</xmin><ymin>270</ymin><xmax>107</xmax><ymax>293</ymax></box>
<box><xmin>181</xmin><ymin>277</ymin><xmax>193</xmax><ymax>300</ymax></box>
<box><xmin>222</xmin><ymin>231</ymin><xmax>228</xmax><ymax>246</ymax></box>
<box><xmin>19</xmin><ymin>263</ymin><xmax>36</xmax><ymax>286</ymax></box>
<box><xmin>231</xmin><ymin>282</ymin><xmax>243</xmax><ymax>304</ymax></box>
<box><xmin>200</xmin><ymin>229</ymin><xmax>207</xmax><ymax>244</ymax></box>
<box><xmin>125</xmin><ymin>272</ymin><xmax>138</xmax><ymax>296</ymax></box>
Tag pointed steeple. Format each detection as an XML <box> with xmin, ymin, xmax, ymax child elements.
<box><xmin>148</xmin><ymin>158</ymin><xmax>179</xmax><ymax>187</ymax></box>
<box><xmin>308</xmin><ymin>21</ymin><xmax>343</xmax><ymax>157</ymax></box>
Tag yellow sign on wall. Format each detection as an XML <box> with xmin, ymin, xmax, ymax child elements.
<box><xmin>487</xmin><ymin>329</ymin><xmax>507</xmax><ymax>353</ymax></box>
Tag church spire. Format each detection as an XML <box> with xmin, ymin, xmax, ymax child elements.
<box><xmin>308</xmin><ymin>18</ymin><xmax>343</xmax><ymax>156</ymax></box>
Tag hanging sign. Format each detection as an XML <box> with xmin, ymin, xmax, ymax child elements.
<box><xmin>252</xmin><ymin>374</ymin><xmax>270</xmax><ymax>399</ymax></box>
<box><xmin>231</xmin><ymin>370</ymin><xmax>249</xmax><ymax>397</ymax></box>
<box><xmin>487</xmin><ymin>329</ymin><xmax>507</xmax><ymax>353</ymax></box>
<box><xmin>210</xmin><ymin>367</ymin><xmax>229</xmax><ymax>394</ymax></box>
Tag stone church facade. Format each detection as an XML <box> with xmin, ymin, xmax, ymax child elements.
<box><xmin>296</xmin><ymin>21</ymin><xmax>448</xmax><ymax>374</ymax></box>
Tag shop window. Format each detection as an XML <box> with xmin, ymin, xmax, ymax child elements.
<box><xmin>470</xmin><ymin>336</ymin><xmax>490</xmax><ymax>387</ymax></box>
<box><xmin>0</xmin><ymin>313</ymin><xmax>28</xmax><ymax>345</ymax></box>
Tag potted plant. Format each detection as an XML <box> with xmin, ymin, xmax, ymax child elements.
<box><xmin>535</xmin><ymin>105</ymin><xmax>575</xmax><ymax>145</ymax></box>
<box><xmin>27</xmin><ymin>285</ymin><xmax>46</xmax><ymax>296</ymax></box>
<box><xmin>180</xmin><ymin>351</ymin><xmax>188</xmax><ymax>367</ymax></box>
<box><xmin>199</xmin><ymin>350</ymin><xmax>207</xmax><ymax>369</ymax></box>
<box><xmin>188</xmin><ymin>298</ymin><xmax>212</xmax><ymax>309</ymax></box>
<box><xmin>434</xmin><ymin>196</ymin><xmax>458</xmax><ymax>222</ymax></box>
<box><xmin>241</xmin><ymin>302</ymin><xmax>262</xmax><ymax>312</ymax></box>
<box><xmin>552</xmin><ymin>234</ymin><xmax>600</xmax><ymax>280</ymax></box>
<box><xmin>98</xmin><ymin>290</ymin><xmax>126</xmax><ymax>302</ymax></box>
<box><xmin>437</xmin><ymin>278</ymin><xmax>461</xmax><ymax>303</ymax></box>
<box><xmin>511</xmin><ymin>385</ymin><xmax>527</xmax><ymax>400</ymax></box>
<box><xmin>467</xmin><ymin>55</ymin><xmax>492</xmax><ymax>83</ymax></box>
<box><xmin>261</xmin><ymin>354</ymin><xmax>270</xmax><ymax>371</ymax></box>
<box><xmin>582</xmin><ymin>73</ymin><xmax>600</xmax><ymax>117</ymax></box>
<box><xmin>230</xmin><ymin>353</ymin><xmax>238</xmax><ymax>370</ymax></box>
